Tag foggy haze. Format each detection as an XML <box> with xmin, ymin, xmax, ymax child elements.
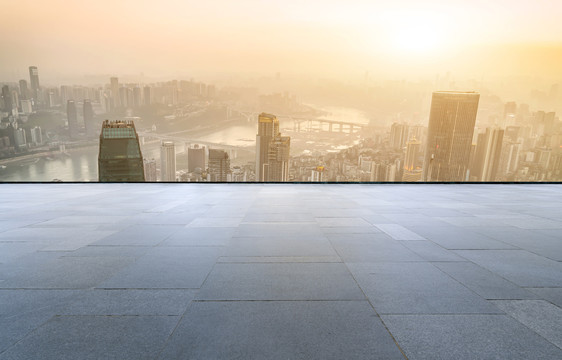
<box><xmin>2</xmin><ymin>0</ymin><xmax>562</xmax><ymax>83</ymax></box>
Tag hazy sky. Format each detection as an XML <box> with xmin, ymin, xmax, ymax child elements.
<box><xmin>2</xmin><ymin>0</ymin><xmax>562</xmax><ymax>82</ymax></box>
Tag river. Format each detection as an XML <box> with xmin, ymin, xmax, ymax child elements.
<box><xmin>0</xmin><ymin>106</ymin><xmax>370</xmax><ymax>182</ymax></box>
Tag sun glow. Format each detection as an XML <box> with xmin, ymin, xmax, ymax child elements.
<box><xmin>381</xmin><ymin>11</ymin><xmax>450</xmax><ymax>56</ymax></box>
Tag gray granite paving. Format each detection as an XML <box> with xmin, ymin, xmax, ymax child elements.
<box><xmin>382</xmin><ymin>314</ymin><xmax>562</xmax><ymax>360</ymax></box>
<box><xmin>492</xmin><ymin>300</ymin><xmax>562</xmax><ymax>348</ymax></box>
<box><xmin>159</xmin><ymin>301</ymin><xmax>405</xmax><ymax>360</ymax></box>
<box><xmin>0</xmin><ymin>316</ymin><xmax>179</xmax><ymax>360</ymax></box>
<box><xmin>197</xmin><ymin>263</ymin><xmax>366</xmax><ymax>300</ymax></box>
<box><xmin>0</xmin><ymin>184</ymin><xmax>561</xmax><ymax>359</ymax></box>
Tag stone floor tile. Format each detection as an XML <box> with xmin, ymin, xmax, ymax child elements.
<box><xmin>59</xmin><ymin>289</ymin><xmax>197</xmax><ymax>315</ymax></box>
<box><xmin>454</xmin><ymin>250</ymin><xmax>562</xmax><ymax>287</ymax></box>
<box><xmin>528</xmin><ymin>287</ymin><xmax>562</xmax><ymax>307</ymax></box>
<box><xmin>197</xmin><ymin>263</ymin><xmax>365</xmax><ymax>300</ymax></box>
<box><xmin>159</xmin><ymin>301</ymin><xmax>404</xmax><ymax>360</ymax></box>
<box><xmin>399</xmin><ymin>241</ymin><xmax>465</xmax><ymax>262</ymax></box>
<box><xmin>0</xmin><ymin>315</ymin><xmax>179</xmax><ymax>360</ymax></box>
<box><xmin>99</xmin><ymin>247</ymin><xmax>220</xmax><ymax>289</ymax></box>
<box><xmin>433</xmin><ymin>262</ymin><xmax>539</xmax><ymax>299</ymax></box>
<box><xmin>347</xmin><ymin>262</ymin><xmax>502</xmax><ymax>314</ymax></box>
<box><xmin>492</xmin><ymin>300</ymin><xmax>562</xmax><ymax>348</ymax></box>
<box><xmin>382</xmin><ymin>314</ymin><xmax>562</xmax><ymax>360</ymax></box>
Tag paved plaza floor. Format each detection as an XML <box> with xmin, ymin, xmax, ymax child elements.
<box><xmin>0</xmin><ymin>184</ymin><xmax>561</xmax><ymax>359</ymax></box>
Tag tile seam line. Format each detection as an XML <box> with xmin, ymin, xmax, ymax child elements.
<box><xmin>327</xmin><ymin>237</ymin><xmax>409</xmax><ymax>360</ymax></box>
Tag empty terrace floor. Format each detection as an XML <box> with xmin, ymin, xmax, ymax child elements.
<box><xmin>0</xmin><ymin>184</ymin><xmax>561</xmax><ymax>359</ymax></box>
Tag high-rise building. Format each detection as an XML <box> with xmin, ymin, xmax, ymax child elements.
<box><xmin>255</xmin><ymin>112</ymin><xmax>290</xmax><ymax>181</ymax></box>
<box><xmin>402</xmin><ymin>137</ymin><xmax>422</xmax><ymax>181</ymax></box>
<box><xmin>390</xmin><ymin>123</ymin><xmax>409</xmax><ymax>149</ymax></box>
<box><xmin>83</xmin><ymin>100</ymin><xmax>94</xmax><ymax>136</ymax></box>
<box><xmin>423</xmin><ymin>91</ymin><xmax>480</xmax><ymax>181</ymax></box>
<box><xmin>256</xmin><ymin>113</ymin><xmax>278</xmax><ymax>181</ymax></box>
<box><xmin>19</xmin><ymin>80</ymin><xmax>28</xmax><ymax>100</ymax></box>
<box><xmin>503</xmin><ymin>101</ymin><xmax>517</xmax><ymax>120</ymax></box>
<box><xmin>478</xmin><ymin>128</ymin><xmax>504</xmax><ymax>181</ymax></box>
<box><xmin>29</xmin><ymin>66</ymin><xmax>40</xmax><ymax>101</ymax></box>
<box><xmin>66</xmin><ymin>100</ymin><xmax>78</xmax><ymax>138</ymax></box>
<box><xmin>268</xmin><ymin>135</ymin><xmax>291</xmax><ymax>181</ymax></box>
<box><xmin>30</xmin><ymin>126</ymin><xmax>42</xmax><ymax>145</ymax></box>
<box><xmin>160</xmin><ymin>141</ymin><xmax>176</xmax><ymax>181</ymax></box>
<box><xmin>187</xmin><ymin>144</ymin><xmax>205</xmax><ymax>172</ymax></box>
<box><xmin>110</xmin><ymin>77</ymin><xmax>120</xmax><ymax>108</ymax></box>
<box><xmin>14</xmin><ymin>128</ymin><xmax>27</xmax><ymax>150</ymax></box>
<box><xmin>98</xmin><ymin>120</ymin><xmax>145</xmax><ymax>182</ymax></box>
<box><xmin>133</xmin><ymin>87</ymin><xmax>142</xmax><ymax>107</ymax></box>
<box><xmin>208</xmin><ymin>148</ymin><xmax>231</xmax><ymax>182</ymax></box>
<box><xmin>143</xmin><ymin>158</ymin><xmax>157</xmax><ymax>181</ymax></box>
<box><xmin>2</xmin><ymin>85</ymin><xmax>12</xmax><ymax>112</ymax></box>
<box><xmin>143</xmin><ymin>86</ymin><xmax>152</xmax><ymax>105</ymax></box>
<box><xmin>21</xmin><ymin>100</ymin><xmax>33</xmax><ymax>114</ymax></box>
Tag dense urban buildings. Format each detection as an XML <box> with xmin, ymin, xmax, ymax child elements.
<box><xmin>0</xmin><ymin>66</ymin><xmax>561</xmax><ymax>182</ymax></box>
<box><xmin>98</xmin><ymin>120</ymin><xmax>145</xmax><ymax>182</ymax></box>
<box><xmin>423</xmin><ymin>91</ymin><xmax>480</xmax><ymax>182</ymax></box>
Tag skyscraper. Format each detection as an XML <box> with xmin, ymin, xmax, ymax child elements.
<box><xmin>423</xmin><ymin>91</ymin><xmax>480</xmax><ymax>181</ymax></box>
<box><xmin>30</xmin><ymin>126</ymin><xmax>42</xmax><ymax>145</ymax></box>
<box><xmin>208</xmin><ymin>148</ymin><xmax>231</xmax><ymax>182</ymax></box>
<box><xmin>98</xmin><ymin>120</ymin><xmax>145</xmax><ymax>182</ymax></box>
<box><xmin>478</xmin><ymin>128</ymin><xmax>504</xmax><ymax>181</ymax></box>
<box><xmin>143</xmin><ymin>86</ymin><xmax>152</xmax><ymax>105</ymax></box>
<box><xmin>143</xmin><ymin>158</ymin><xmax>157</xmax><ymax>181</ymax></box>
<box><xmin>268</xmin><ymin>135</ymin><xmax>291</xmax><ymax>181</ymax></box>
<box><xmin>2</xmin><ymin>85</ymin><xmax>12</xmax><ymax>112</ymax></box>
<box><xmin>187</xmin><ymin>144</ymin><xmax>205</xmax><ymax>172</ymax></box>
<box><xmin>83</xmin><ymin>100</ymin><xmax>94</xmax><ymax>136</ymax></box>
<box><xmin>402</xmin><ymin>137</ymin><xmax>422</xmax><ymax>181</ymax></box>
<box><xmin>28</xmin><ymin>66</ymin><xmax>40</xmax><ymax>101</ymax></box>
<box><xmin>160</xmin><ymin>141</ymin><xmax>176</xmax><ymax>181</ymax></box>
<box><xmin>255</xmin><ymin>112</ymin><xmax>290</xmax><ymax>181</ymax></box>
<box><xmin>390</xmin><ymin>123</ymin><xmax>409</xmax><ymax>149</ymax></box>
<box><xmin>19</xmin><ymin>80</ymin><xmax>29</xmax><ymax>100</ymax></box>
<box><xmin>110</xmin><ymin>77</ymin><xmax>120</xmax><ymax>108</ymax></box>
<box><xmin>66</xmin><ymin>100</ymin><xmax>78</xmax><ymax>138</ymax></box>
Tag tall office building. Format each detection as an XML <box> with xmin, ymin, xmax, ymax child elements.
<box><xmin>390</xmin><ymin>123</ymin><xmax>409</xmax><ymax>149</ymax></box>
<box><xmin>19</xmin><ymin>80</ymin><xmax>28</xmax><ymax>100</ymax></box>
<box><xmin>83</xmin><ymin>100</ymin><xmax>94</xmax><ymax>136</ymax></box>
<box><xmin>208</xmin><ymin>148</ymin><xmax>231</xmax><ymax>182</ymax></box>
<box><xmin>66</xmin><ymin>100</ymin><xmax>78</xmax><ymax>138</ymax></box>
<box><xmin>29</xmin><ymin>66</ymin><xmax>40</xmax><ymax>101</ymax></box>
<box><xmin>30</xmin><ymin>126</ymin><xmax>42</xmax><ymax>145</ymax></box>
<box><xmin>2</xmin><ymin>85</ymin><xmax>12</xmax><ymax>112</ymax></box>
<box><xmin>255</xmin><ymin>112</ymin><xmax>290</xmax><ymax>181</ymax></box>
<box><xmin>160</xmin><ymin>141</ymin><xmax>176</xmax><ymax>181</ymax></box>
<box><xmin>423</xmin><ymin>91</ymin><xmax>480</xmax><ymax>181</ymax></box>
<box><xmin>268</xmin><ymin>136</ymin><xmax>291</xmax><ymax>181</ymax></box>
<box><xmin>143</xmin><ymin>86</ymin><xmax>152</xmax><ymax>105</ymax></box>
<box><xmin>143</xmin><ymin>158</ymin><xmax>157</xmax><ymax>181</ymax></box>
<box><xmin>478</xmin><ymin>128</ymin><xmax>504</xmax><ymax>181</ymax></box>
<box><xmin>98</xmin><ymin>120</ymin><xmax>145</xmax><ymax>182</ymax></box>
<box><xmin>256</xmin><ymin>113</ymin><xmax>278</xmax><ymax>181</ymax></box>
<box><xmin>110</xmin><ymin>77</ymin><xmax>120</xmax><ymax>108</ymax></box>
<box><xmin>402</xmin><ymin>137</ymin><xmax>422</xmax><ymax>181</ymax></box>
<box><xmin>187</xmin><ymin>144</ymin><xmax>205</xmax><ymax>172</ymax></box>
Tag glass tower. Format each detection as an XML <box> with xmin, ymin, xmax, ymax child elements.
<box><xmin>98</xmin><ymin>120</ymin><xmax>145</xmax><ymax>182</ymax></box>
<box><xmin>423</xmin><ymin>91</ymin><xmax>480</xmax><ymax>182</ymax></box>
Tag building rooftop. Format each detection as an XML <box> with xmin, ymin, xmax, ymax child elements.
<box><xmin>0</xmin><ymin>184</ymin><xmax>561</xmax><ymax>359</ymax></box>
